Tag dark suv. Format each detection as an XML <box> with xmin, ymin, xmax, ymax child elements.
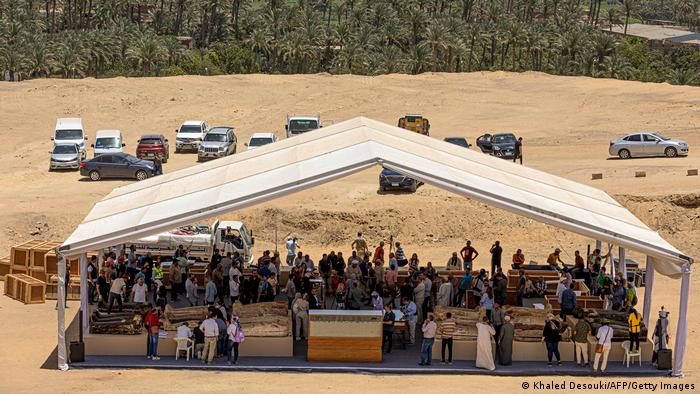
<box><xmin>136</xmin><ymin>134</ymin><xmax>169</xmax><ymax>163</ymax></box>
<box><xmin>379</xmin><ymin>168</ymin><xmax>422</xmax><ymax>193</ymax></box>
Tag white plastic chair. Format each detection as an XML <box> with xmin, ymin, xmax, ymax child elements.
<box><xmin>174</xmin><ymin>337</ymin><xmax>193</xmax><ymax>361</ymax></box>
<box><xmin>622</xmin><ymin>340</ymin><xmax>642</xmax><ymax>367</ymax></box>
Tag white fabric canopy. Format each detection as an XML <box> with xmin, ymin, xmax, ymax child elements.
<box><xmin>60</xmin><ymin>117</ymin><xmax>692</xmax><ymax>277</ymax></box>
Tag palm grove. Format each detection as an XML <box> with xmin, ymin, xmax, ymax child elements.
<box><xmin>1</xmin><ymin>0</ymin><xmax>700</xmax><ymax>85</ymax></box>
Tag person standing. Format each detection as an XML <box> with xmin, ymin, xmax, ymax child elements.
<box><xmin>286</xmin><ymin>237</ymin><xmax>299</xmax><ymax>266</ymax></box>
<box><xmin>351</xmin><ymin>232</ymin><xmax>369</xmax><ymax>258</ymax></box>
<box><xmin>460</xmin><ymin>240</ymin><xmax>479</xmax><ymax>272</ymax></box>
<box><xmin>374</xmin><ymin>241</ymin><xmax>385</xmax><ymax>263</ymax></box>
<box><xmin>226</xmin><ymin>315</ymin><xmax>244</xmax><ymax>365</ymax></box>
<box><xmin>498</xmin><ymin>316</ymin><xmax>514</xmax><ymax>366</ymax></box>
<box><xmin>541</xmin><ymin>314</ymin><xmax>562</xmax><ymax>367</ymax></box>
<box><xmin>144</xmin><ymin>305</ymin><xmax>161</xmax><ymax>360</ymax></box>
<box><xmin>199</xmin><ymin>312</ymin><xmax>219</xmax><ymax>364</ymax></box>
<box><xmin>382</xmin><ymin>304</ymin><xmax>395</xmax><ymax>354</ymax></box>
<box><xmin>440</xmin><ymin>312</ymin><xmax>456</xmax><ymax>364</ymax></box>
<box><xmin>446</xmin><ymin>252</ymin><xmax>462</xmax><ymax>271</ymax></box>
<box><xmin>437</xmin><ymin>277</ymin><xmax>452</xmax><ymax>307</ymax></box>
<box><xmin>205</xmin><ymin>276</ymin><xmax>217</xmax><ymax>306</ymax></box>
<box><xmin>593</xmin><ymin>320</ymin><xmax>614</xmax><ymax>373</ymax></box>
<box><xmin>131</xmin><ymin>277</ymin><xmax>148</xmax><ymax>305</ymax></box>
<box><xmin>489</xmin><ymin>241</ymin><xmax>503</xmax><ymax>277</ymax></box>
<box><xmin>395</xmin><ymin>242</ymin><xmax>408</xmax><ymax>267</ymax></box>
<box><xmin>512</xmin><ymin>249</ymin><xmax>525</xmax><ymax>269</ymax></box>
<box><xmin>402</xmin><ymin>296</ymin><xmax>418</xmax><ymax>344</ymax></box>
<box><xmin>513</xmin><ymin>137</ymin><xmax>523</xmax><ymax>164</ymax></box>
<box><xmin>107</xmin><ymin>274</ymin><xmax>127</xmax><ymax>314</ymax></box>
<box><xmin>419</xmin><ymin>315</ymin><xmax>437</xmax><ymax>366</ymax></box>
<box><xmin>229</xmin><ymin>275</ymin><xmax>240</xmax><ymax>306</ymax></box>
<box><xmin>492</xmin><ymin>303</ymin><xmax>505</xmax><ymax>347</ymax></box>
<box><xmin>475</xmin><ymin>316</ymin><xmax>496</xmax><ymax>371</ymax></box>
<box><xmin>413</xmin><ymin>277</ymin><xmax>425</xmax><ymax>323</ymax></box>
<box><xmin>516</xmin><ymin>269</ymin><xmax>527</xmax><ymax>307</ymax></box>
<box><xmin>169</xmin><ymin>262</ymin><xmax>181</xmax><ymax>302</ymax></box>
<box><xmin>652</xmin><ymin>307</ymin><xmax>670</xmax><ymax>366</ymax></box>
<box><xmin>560</xmin><ymin>283</ymin><xmax>578</xmax><ymax>320</ymax></box>
<box><xmin>185</xmin><ymin>274</ymin><xmax>198</xmax><ymax>306</ymax></box>
<box><xmin>628</xmin><ymin>308</ymin><xmax>642</xmax><ymax>353</ymax></box>
<box><xmin>292</xmin><ymin>293</ymin><xmax>310</xmax><ymax>340</ymax></box>
<box><xmin>573</xmin><ymin>313</ymin><xmax>591</xmax><ymax>367</ymax></box>
<box><xmin>480</xmin><ymin>287</ymin><xmax>494</xmax><ymax>322</ymax></box>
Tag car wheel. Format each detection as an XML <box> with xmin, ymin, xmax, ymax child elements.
<box><xmin>89</xmin><ymin>170</ymin><xmax>101</xmax><ymax>181</ymax></box>
<box><xmin>135</xmin><ymin>170</ymin><xmax>149</xmax><ymax>181</ymax></box>
<box><xmin>665</xmin><ymin>147</ymin><xmax>677</xmax><ymax>158</ymax></box>
<box><xmin>618</xmin><ymin>149</ymin><xmax>631</xmax><ymax>159</ymax></box>
<box><xmin>175</xmin><ymin>147</ymin><xmax>181</xmax><ymax>154</ymax></box>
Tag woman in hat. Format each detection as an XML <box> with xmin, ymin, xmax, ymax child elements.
<box><xmin>541</xmin><ymin>313</ymin><xmax>562</xmax><ymax>367</ymax></box>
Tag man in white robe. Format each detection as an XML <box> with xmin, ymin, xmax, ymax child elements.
<box><xmin>476</xmin><ymin>316</ymin><xmax>496</xmax><ymax>371</ymax></box>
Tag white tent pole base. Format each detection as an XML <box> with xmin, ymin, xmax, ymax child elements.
<box><xmin>672</xmin><ymin>262</ymin><xmax>691</xmax><ymax>377</ymax></box>
<box><xmin>57</xmin><ymin>254</ymin><xmax>69</xmax><ymax>371</ymax></box>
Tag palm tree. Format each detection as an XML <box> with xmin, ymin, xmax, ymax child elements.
<box><xmin>127</xmin><ymin>34</ymin><xmax>166</xmax><ymax>76</ymax></box>
<box><xmin>27</xmin><ymin>39</ymin><xmax>53</xmax><ymax>78</ymax></box>
<box><xmin>667</xmin><ymin>68</ymin><xmax>699</xmax><ymax>85</ymax></box>
<box><xmin>420</xmin><ymin>21</ymin><xmax>449</xmax><ymax>72</ymax></box>
<box><xmin>55</xmin><ymin>35</ymin><xmax>87</xmax><ymax>78</ymax></box>
<box><xmin>0</xmin><ymin>44</ymin><xmax>27</xmax><ymax>81</ymax></box>
<box><xmin>621</xmin><ymin>0</ymin><xmax>639</xmax><ymax>35</ymax></box>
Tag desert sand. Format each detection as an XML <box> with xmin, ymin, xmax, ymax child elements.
<box><xmin>0</xmin><ymin>72</ymin><xmax>698</xmax><ymax>392</ymax></box>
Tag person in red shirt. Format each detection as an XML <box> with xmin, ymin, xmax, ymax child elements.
<box><xmin>512</xmin><ymin>249</ymin><xmax>525</xmax><ymax>269</ymax></box>
<box><xmin>460</xmin><ymin>240</ymin><xmax>479</xmax><ymax>272</ymax></box>
<box><xmin>145</xmin><ymin>306</ymin><xmax>162</xmax><ymax>360</ymax></box>
<box><xmin>374</xmin><ymin>241</ymin><xmax>385</xmax><ymax>263</ymax></box>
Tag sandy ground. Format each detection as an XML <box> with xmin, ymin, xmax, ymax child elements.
<box><xmin>0</xmin><ymin>72</ymin><xmax>699</xmax><ymax>392</ymax></box>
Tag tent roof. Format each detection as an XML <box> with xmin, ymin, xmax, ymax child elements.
<box><xmin>60</xmin><ymin>117</ymin><xmax>692</xmax><ymax>278</ymax></box>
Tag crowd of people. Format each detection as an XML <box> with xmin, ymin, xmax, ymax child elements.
<box><xmin>82</xmin><ymin>234</ymin><xmax>666</xmax><ymax>371</ymax></box>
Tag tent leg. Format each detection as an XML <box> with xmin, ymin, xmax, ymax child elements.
<box><xmin>57</xmin><ymin>254</ymin><xmax>69</xmax><ymax>371</ymax></box>
<box><xmin>618</xmin><ymin>247</ymin><xmax>627</xmax><ymax>280</ymax></box>
<box><xmin>672</xmin><ymin>262</ymin><xmax>691</xmax><ymax>377</ymax></box>
<box><xmin>80</xmin><ymin>253</ymin><xmax>89</xmax><ymax>335</ymax></box>
<box><xmin>642</xmin><ymin>256</ymin><xmax>654</xmax><ymax>328</ymax></box>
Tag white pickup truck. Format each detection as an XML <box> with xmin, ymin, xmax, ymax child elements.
<box><xmin>285</xmin><ymin>114</ymin><xmax>321</xmax><ymax>138</ymax></box>
<box><xmin>131</xmin><ymin>220</ymin><xmax>254</xmax><ymax>265</ymax></box>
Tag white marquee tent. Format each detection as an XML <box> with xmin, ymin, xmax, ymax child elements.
<box><xmin>56</xmin><ymin>116</ymin><xmax>692</xmax><ymax>375</ymax></box>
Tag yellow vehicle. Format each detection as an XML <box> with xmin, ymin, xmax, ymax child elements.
<box><xmin>397</xmin><ymin>115</ymin><xmax>430</xmax><ymax>136</ymax></box>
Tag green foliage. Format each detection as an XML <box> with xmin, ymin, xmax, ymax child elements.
<box><xmin>0</xmin><ymin>0</ymin><xmax>698</xmax><ymax>86</ymax></box>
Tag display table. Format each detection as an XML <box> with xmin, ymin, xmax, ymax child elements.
<box><xmin>307</xmin><ymin>310</ymin><xmax>383</xmax><ymax>362</ymax></box>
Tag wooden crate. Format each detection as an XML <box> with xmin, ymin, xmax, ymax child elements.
<box><xmin>0</xmin><ymin>256</ymin><xmax>10</xmax><ymax>281</ymax></box>
<box><xmin>29</xmin><ymin>241</ymin><xmax>61</xmax><ymax>282</ymax></box>
<box><xmin>10</xmin><ymin>240</ymin><xmax>46</xmax><ymax>275</ymax></box>
<box><xmin>44</xmin><ymin>250</ymin><xmax>84</xmax><ymax>278</ymax></box>
<box><xmin>45</xmin><ymin>275</ymin><xmax>81</xmax><ymax>300</ymax></box>
<box><xmin>4</xmin><ymin>273</ymin><xmax>20</xmax><ymax>299</ymax></box>
<box><xmin>4</xmin><ymin>274</ymin><xmax>45</xmax><ymax>304</ymax></box>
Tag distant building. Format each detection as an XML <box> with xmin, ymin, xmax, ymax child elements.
<box><xmin>604</xmin><ymin>23</ymin><xmax>700</xmax><ymax>49</ymax></box>
<box><xmin>176</xmin><ymin>36</ymin><xmax>193</xmax><ymax>49</ymax></box>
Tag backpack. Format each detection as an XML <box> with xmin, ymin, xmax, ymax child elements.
<box><xmin>233</xmin><ymin>322</ymin><xmax>245</xmax><ymax>343</ymax></box>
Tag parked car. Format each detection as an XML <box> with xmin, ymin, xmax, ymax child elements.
<box><xmin>53</xmin><ymin>118</ymin><xmax>87</xmax><ymax>159</ymax></box>
<box><xmin>136</xmin><ymin>134</ymin><xmax>170</xmax><ymax>163</ymax></box>
<box><xmin>609</xmin><ymin>132</ymin><xmax>689</xmax><ymax>159</ymax></box>
<box><xmin>175</xmin><ymin>120</ymin><xmax>208</xmax><ymax>152</ymax></box>
<box><xmin>92</xmin><ymin>129</ymin><xmax>125</xmax><ymax>157</ymax></box>
<box><xmin>476</xmin><ymin>133</ymin><xmax>518</xmax><ymax>159</ymax></box>
<box><xmin>444</xmin><ymin>137</ymin><xmax>471</xmax><ymax>148</ymax></box>
<box><xmin>80</xmin><ymin>152</ymin><xmax>158</xmax><ymax>181</ymax></box>
<box><xmin>48</xmin><ymin>143</ymin><xmax>81</xmax><ymax>171</ymax></box>
<box><xmin>198</xmin><ymin>127</ymin><xmax>237</xmax><ymax>161</ymax></box>
<box><xmin>245</xmin><ymin>133</ymin><xmax>277</xmax><ymax>150</ymax></box>
<box><xmin>379</xmin><ymin>168</ymin><xmax>422</xmax><ymax>193</ymax></box>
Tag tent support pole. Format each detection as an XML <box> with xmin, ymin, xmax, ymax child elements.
<box><xmin>619</xmin><ymin>246</ymin><xmax>627</xmax><ymax>279</ymax></box>
<box><xmin>80</xmin><ymin>253</ymin><xmax>89</xmax><ymax>335</ymax></box>
<box><xmin>642</xmin><ymin>256</ymin><xmax>654</xmax><ymax>328</ymax></box>
<box><xmin>672</xmin><ymin>262</ymin><xmax>691</xmax><ymax>377</ymax></box>
<box><xmin>57</xmin><ymin>254</ymin><xmax>69</xmax><ymax>371</ymax></box>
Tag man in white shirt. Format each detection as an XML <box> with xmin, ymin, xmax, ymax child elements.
<box><xmin>107</xmin><ymin>274</ymin><xmax>127</xmax><ymax>314</ymax></box>
<box><xmin>286</xmin><ymin>237</ymin><xmax>299</xmax><ymax>266</ymax></box>
<box><xmin>199</xmin><ymin>314</ymin><xmax>219</xmax><ymax>364</ymax></box>
<box><xmin>420</xmin><ymin>314</ymin><xmax>438</xmax><ymax>365</ymax></box>
<box><xmin>593</xmin><ymin>320</ymin><xmax>615</xmax><ymax>372</ymax></box>
<box><xmin>176</xmin><ymin>323</ymin><xmax>193</xmax><ymax>339</ymax></box>
<box><xmin>131</xmin><ymin>277</ymin><xmax>148</xmax><ymax>304</ymax></box>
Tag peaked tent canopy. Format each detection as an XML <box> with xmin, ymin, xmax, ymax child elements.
<box><xmin>60</xmin><ymin>117</ymin><xmax>691</xmax><ymax>278</ymax></box>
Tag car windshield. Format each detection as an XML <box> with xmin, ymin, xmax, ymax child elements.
<box><xmin>139</xmin><ymin>138</ymin><xmax>162</xmax><ymax>145</ymax></box>
<box><xmin>179</xmin><ymin>125</ymin><xmax>202</xmax><ymax>133</ymax></box>
<box><xmin>289</xmin><ymin>119</ymin><xmax>318</xmax><ymax>133</ymax></box>
<box><xmin>446</xmin><ymin>138</ymin><xmax>468</xmax><ymax>147</ymax></box>
<box><xmin>493</xmin><ymin>134</ymin><xmax>516</xmax><ymax>143</ymax></box>
<box><xmin>95</xmin><ymin>137</ymin><xmax>120</xmax><ymax>149</ymax></box>
<box><xmin>652</xmin><ymin>133</ymin><xmax>670</xmax><ymax>141</ymax></box>
<box><xmin>53</xmin><ymin>145</ymin><xmax>78</xmax><ymax>154</ymax></box>
<box><xmin>204</xmin><ymin>133</ymin><xmax>228</xmax><ymax>142</ymax></box>
<box><xmin>55</xmin><ymin>129</ymin><xmax>83</xmax><ymax>140</ymax></box>
<box><xmin>124</xmin><ymin>155</ymin><xmax>141</xmax><ymax>164</ymax></box>
<box><xmin>249</xmin><ymin>137</ymin><xmax>272</xmax><ymax>147</ymax></box>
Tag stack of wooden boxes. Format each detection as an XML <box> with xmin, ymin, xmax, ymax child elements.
<box><xmin>4</xmin><ymin>274</ymin><xmax>46</xmax><ymax>304</ymax></box>
<box><xmin>44</xmin><ymin>251</ymin><xmax>84</xmax><ymax>300</ymax></box>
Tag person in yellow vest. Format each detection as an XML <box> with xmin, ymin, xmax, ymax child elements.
<box><xmin>628</xmin><ymin>308</ymin><xmax>642</xmax><ymax>354</ymax></box>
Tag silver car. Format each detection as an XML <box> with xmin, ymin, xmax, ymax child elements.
<box><xmin>609</xmin><ymin>132</ymin><xmax>689</xmax><ymax>159</ymax></box>
<box><xmin>197</xmin><ymin>127</ymin><xmax>237</xmax><ymax>161</ymax></box>
<box><xmin>49</xmin><ymin>143</ymin><xmax>81</xmax><ymax>170</ymax></box>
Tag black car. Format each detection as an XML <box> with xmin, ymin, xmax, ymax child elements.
<box><xmin>476</xmin><ymin>133</ymin><xmax>518</xmax><ymax>159</ymax></box>
<box><xmin>379</xmin><ymin>168</ymin><xmax>422</xmax><ymax>193</ymax></box>
<box><xmin>444</xmin><ymin>137</ymin><xmax>471</xmax><ymax>148</ymax></box>
<box><xmin>80</xmin><ymin>152</ymin><xmax>158</xmax><ymax>181</ymax></box>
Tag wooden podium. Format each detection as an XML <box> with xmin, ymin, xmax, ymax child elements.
<box><xmin>307</xmin><ymin>310</ymin><xmax>383</xmax><ymax>363</ymax></box>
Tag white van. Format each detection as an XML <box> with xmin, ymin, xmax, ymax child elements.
<box><xmin>92</xmin><ymin>130</ymin><xmax>125</xmax><ymax>157</ymax></box>
<box><xmin>53</xmin><ymin>118</ymin><xmax>87</xmax><ymax>159</ymax></box>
